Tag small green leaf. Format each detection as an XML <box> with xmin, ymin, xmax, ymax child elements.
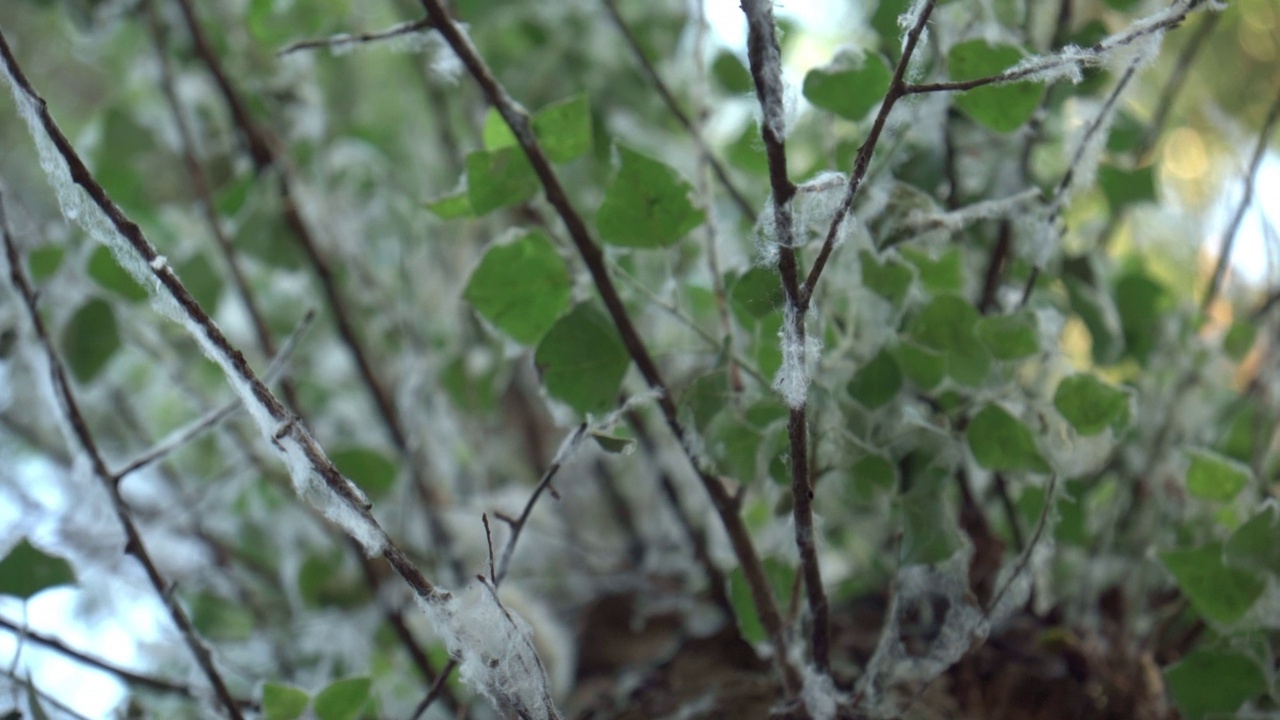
<box><xmin>728</xmin><ymin>559</ymin><xmax>794</xmax><ymax>645</ymax></box>
<box><xmin>976</xmin><ymin>312</ymin><xmax>1038</xmax><ymax>360</ymax></box>
<box><xmin>177</xmin><ymin>254</ymin><xmax>222</xmax><ymax>312</ymax></box>
<box><xmin>948</xmin><ymin>40</ymin><xmax>1044</xmax><ymax>133</ymax></box>
<box><xmin>1099</xmin><ymin>165</ymin><xmax>1155</xmax><ymax>213</ymax></box>
<box><xmin>262</xmin><ymin>682</ymin><xmax>309</xmax><ymax>720</ymax></box>
<box><xmin>901</xmin><ymin>247</ymin><xmax>964</xmax><ymax>294</ymax></box>
<box><xmin>1107</xmin><ymin>112</ymin><xmax>1146</xmax><ymax>153</ymax></box>
<box><xmin>967</xmin><ymin>405</ymin><xmax>1049</xmax><ymax>473</ymax></box>
<box><xmin>464</xmin><ymin>231</ymin><xmax>572</xmax><ymax>344</ymax></box>
<box><xmin>590</xmin><ymin>432</ymin><xmax>634</xmax><ymax>454</ymax></box>
<box><xmin>1225</xmin><ymin>506</ymin><xmax>1280</xmax><ymax>576</ymax></box>
<box><xmin>730</xmin><ymin>267</ymin><xmax>785</xmax><ymax>320</ymax></box>
<box><xmin>1184</xmin><ymin>449</ymin><xmax>1251</xmax><ymax>502</ymax></box>
<box><xmin>330</xmin><ymin>447</ymin><xmax>398</xmax><ymax>499</ymax></box>
<box><xmin>900</xmin><ymin>470</ymin><xmax>964</xmax><ymax>565</ymax></box>
<box><xmin>726</xmin><ymin>123</ymin><xmax>768</xmax><ymax>176</ymax></box>
<box><xmin>314</xmin><ymin>677</ymin><xmax>371</xmax><ymax>720</ymax></box>
<box><xmin>910</xmin><ymin>295</ymin><xmax>990</xmax><ymax>386</ymax></box>
<box><xmin>860</xmin><ymin>251</ymin><xmax>913</xmax><ymax>306</ymax></box>
<box><xmin>848</xmin><ymin>349</ymin><xmax>902</xmax><ymax>409</ymax></box>
<box><xmin>802</xmin><ymin>51</ymin><xmax>893</xmax><ymax>121</ymax></box>
<box><xmin>597</xmin><ymin>145</ymin><xmax>704</xmax><ymax>248</ymax></box>
<box><xmin>27</xmin><ymin>246</ymin><xmax>65</xmax><ymax>280</ymax></box>
<box><xmin>533</xmin><ymin>94</ymin><xmax>592</xmax><ymax>163</ymax></box>
<box><xmin>1053</xmin><ymin>373</ymin><xmax>1130</xmax><ymax>436</ymax></box>
<box><xmin>425</xmin><ymin>189</ymin><xmax>474</xmax><ymax>220</ymax></box>
<box><xmin>535</xmin><ymin>303</ymin><xmax>630</xmax><ymax>415</ymax></box>
<box><xmin>0</xmin><ymin>540</ymin><xmax>75</xmax><ymax>599</ymax></box>
<box><xmin>1165</xmin><ymin>649</ymin><xmax>1266</xmax><ymax>720</ymax></box>
<box><xmin>87</xmin><ymin>246</ymin><xmax>148</xmax><ymax>302</ymax></box>
<box><xmin>1223</xmin><ymin>320</ymin><xmax>1256</xmax><ymax>361</ymax></box>
<box><xmin>712</xmin><ymin>50</ymin><xmax>753</xmax><ymax>93</ymax></box>
<box><xmin>190</xmin><ymin>592</ymin><xmax>255</xmax><ymax>641</ymax></box>
<box><xmin>481</xmin><ymin>108</ymin><xmax>517</xmax><ymax>150</ymax></box>
<box><xmin>62</xmin><ymin>298</ymin><xmax>120</xmax><ymax>384</ymax></box>
<box><xmin>1114</xmin><ymin>270</ymin><xmax>1167</xmax><ymax>365</ymax></box>
<box><xmin>893</xmin><ymin>342</ymin><xmax>945</xmax><ymax>390</ymax></box>
<box><xmin>466</xmin><ymin>147</ymin><xmax>538</xmax><ymax>215</ymax></box>
<box><xmin>1161</xmin><ymin>543</ymin><xmax>1264</xmax><ymax>624</ymax></box>
<box><xmin>849</xmin><ymin>454</ymin><xmax>896</xmax><ymax>502</ymax></box>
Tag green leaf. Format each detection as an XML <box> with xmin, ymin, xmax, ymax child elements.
<box><xmin>590</xmin><ymin>432</ymin><xmax>634</xmax><ymax>454</ymax></box>
<box><xmin>482</xmin><ymin>108</ymin><xmax>517</xmax><ymax>150</ymax></box>
<box><xmin>967</xmin><ymin>405</ymin><xmax>1050</xmax><ymax>473</ymax></box>
<box><xmin>730</xmin><ymin>267</ymin><xmax>784</xmax><ymax>321</ymax></box>
<box><xmin>1225</xmin><ymin>505</ymin><xmax>1280</xmax><ymax>576</ymax></box>
<box><xmin>1165</xmin><ymin>649</ymin><xmax>1266</xmax><ymax>720</ymax></box>
<box><xmin>726</xmin><ymin>123</ymin><xmax>768</xmax><ymax>176</ymax></box>
<box><xmin>297</xmin><ymin>552</ymin><xmax>369</xmax><ymax>609</ymax></box>
<box><xmin>597</xmin><ymin>145</ymin><xmax>704</xmax><ymax>248</ymax></box>
<box><xmin>190</xmin><ymin>591</ymin><xmax>255</xmax><ymax>641</ymax></box>
<box><xmin>1223</xmin><ymin>320</ymin><xmax>1256</xmax><ymax>361</ymax></box>
<box><xmin>901</xmin><ymin>247</ymin><xmax>964</xmax><ymax>294</ymax></box>
<box><xmin>425</xmin><ymin>189</ymin><xmax>475</xmax><ymax>220</ymax></box>
<box><xmin>848</xmin><ymin>349</ymin><xmax>902</xmax><ymax>409</ymax></box>
<box><xmin>802</xmin><ymin>51</ymin><xmax>893</xmax><ymax>121</ymax></box>
<box><xmin>466</xmin><ymin>147</ymin><xmax>538</xmax><ymax>215</ymax></box>
<box><xmin>849</xmin><ymin>454</ymin><xmax>896</xmax><ymax>502</ymax></box>
<box><xmin>1161</xmin><ymin>543</ymin><xmax>1264</xmax><ymax>624</ymax></box>
<box><xmin>0</xmin><ymin>540</ymin><xmax>75</xmax><ymax>599</ymax></box>
<box><xmin>976</xmin><ymin>312</ymin><xmax>1038</xmax><ymax>360</ymax></box>
<box><xmin>910</xmin><ymin>295</ymin><xmax>990</xmax><ymax>386</ymax></box>
<box><xmin>534</xmin><ymin>303</ymin><xmax>630</xmax><ymax>414</ymax></box>
<box><xmin>177</xmin><ymin>254</ymin><xmax>222</xmax><ymax>312</ymax></box>
<box><xmin>331</xmin><ymin>447</ymin><xmax>398</xmax><ymax>499</ymax></box>
<box><xmin>948</xmin><ymin>40</ymin><xmax>1044</xmax><ymax>133</ymax></box>
<box><xmin>1184</xmin><ymin>449</ymin><xmax>1251</xmax><ymax>502</ymax></box>
<box><xmin>1064</xmin><ymin>275</ymin><xmax>1122</xmax><ymax>365</ymax></box>
<box><xmin>533</xmin><ymin>94</ymin><xmax>592</xmax><ymax>163</ymax></box>
<box><xmin>62</xmin><ymin>298</ymin><xmax>120</xmax><ymax>384</ymax></box>
<box><xmin>712</xmin><ymin>50</ymin><xmax>753</xmax><ymax>93</ymax></box>
<box><xmin>464</xmin><ymin>231</ymin><xmax>572</xmax><ymax>344</ymax></box>
<box><xmin>27</xmin><ymin>246</ymin><xmax>65</xmax><ymax>280</ymax></box>
<box><xmin>1098</xmin><ymin>165</ymin><xmax>1155</xmax><ymax>212</ymax></box>
<box><xmin>728</xmin><ymin>558</ymin><xmax>794</xmax><ymax>645</ymax></box>
<box><xmin>262</xmin><ymin>683</ymin><xmax>310</xmax><ymax>720</ymax></box>
<box><xmin>860</xmin><ymin>251</ymin><xmax>913</xmax><ymax>306</ymax></box>
<box><xmin>87</xmin><ymin>246</ymin><xmax>148</xmax><ymax>302</ymax></box>
<box><xmin>1107</xmin><ymin>111</ymin><xmax>1146</xmax><ymax>153</ymax></box>
<box><xmin>900</xmin><ymin>470</ymin><xmax>964</xmax><ymax>565</ymax></box>
<box><xmin>314</xmin><ymin>677</ymin><xmax>371</xmax><ymax>720</ymax></box>
<box><xmin>1053</xmin><ymin>373</ymin><xmax>1130</xmax><ymax>436</ymax></box>
<box><xmin>1114</xmin><ymin>270</ymin><xmax>1167</xmax><ymax>365</ymax></box>
<box><xmin>893</xmin><ymin>341</ymin><xmax>945</xmax><ymax>390</ymax></box>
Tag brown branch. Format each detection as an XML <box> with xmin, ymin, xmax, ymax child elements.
<box><xmin>600</xmin><ymin>0</ymin><xmax>756</xmax><ymax>220</ymax></box>
<box><xmin>0</xmin><ymin>613</ymin><xmax>256</xmax><ymax>709</ymax></box>
<box><xmin>1201</xmin><ymin>88</ymin><xmax>1280</xmax><ymax>315</ymax></box>
<box><xmin>413</xmin><ymin>0</ymin><xmax>800</xmax><ymax>695</ymax></box>
<box><xmin>278</xmin><ymin>17</ymin><xmax>435</xmax><ymax>56</ymax></box>
<box><xmin>0</xmin><ymin>189</ymin><xmax>244</xmax><ymax>719</ymax></box>
<box><xmin>740</xmin><ymin>0</ymin><xmax>828</xmax><ymax>675</ymax></box>
<box><xmin>495</xmin><ymin>423</ymin><xmax>585</xmax><ymax>584</ymax></box>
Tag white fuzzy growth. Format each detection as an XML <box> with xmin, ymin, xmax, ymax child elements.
<box><xmin>149</xmin><ymin>254</ymin><xmax>167</xmax><ymax>272</ymax></box>
<box><xmin>908</xmin><ymin>188</ymin><xmax>1040</xmax><ymax>234</ymax></box>
<box><xmin>899</xmin><ymin>0</ymin><xmax>932</xmax><ymax>74</ymax></box>
<box><xmin>800</xmin><ymin>664</ymin><xmax>841</xmax><ymax>720</ymax></box>
<box><xmin>417</xmin><ymin>582</ymin><xmax>563</xmax><ymax>720</ymax></box>
<box><xmin>1017</xmin><ymin>211</ymin><xmax>1059</xmax><ymax>269</ymax></box>
<box><xmin>1006</xmin><ymin>47</ymin><xmax>1087</xmax><ymax>86</ymax></box>
<box><xmin>1</xmin><ymin>57</ymin><xmax>387</xmax><ymax>557</ymax></box>
<box><xmin>772</xmin><ymin>303</ymin><xmax>820</xmax><ymax>409</ymax></box>
<box><xmin>795</xmin><ymin>172</ymin><xmax>854</xmax><ymax>248</ymax></box>
<box><xmin>741</xmin><ymin>0</ymin><xmax>787</xmax><ymax>139</ymax></box>
<box><xmin>858</xmin><ymin>552</ymin><xmax>989</xmax><ymax>711</ymax></box>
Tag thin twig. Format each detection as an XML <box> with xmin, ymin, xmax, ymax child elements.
<box><xmin>0</xmin><ymin>613</ymin><xmax>255</xmax><ymax>708</ymax></box>
<box><xmin>495</xmin><ymin>423</ymin><xmax>586</xmax><ymax>584</ymax></box>
<box><xmin>0</xmin><ymin>189</ymin><xmax>244</xmax><ymax>719</ymax></box>
<box><xmin>414</xmin><ymin>0</ymin><xmax>801</xmax><ymax>694</ymax></box>
<box><xmin>740</xmin><ymin>0</ymin><xmax>828</xmax><ymax>675</ymax></box>
<box><xmin>278</xmin><ymin>17</ymin><xmax>435</xmax><ymax>56</ymax></box>
<box><xmin>1201</xmin><ymin>89</ymin><xmax>1280</xmax><ymax>315</ymax></box>
<box><xmin>409</xmin><ymin>658</ymin><xmax>460</xmax><ymax>720</ymax></box>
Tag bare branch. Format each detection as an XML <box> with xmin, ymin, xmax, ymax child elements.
<box><xmin>278</xmin><ymin>17</ymin><xmax>435</xmax><ymax>56</ymax></box>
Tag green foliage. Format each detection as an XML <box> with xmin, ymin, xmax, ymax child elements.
<box><xmin>262</xmin><ymin>683</ymin><xmax>310</xmax><ymax>720</ymax></box>
<box><xmin>1161</xmin><ymin>543</ymin><xmax>1264</xmax><ymax>624</ymax></box>
<box><xmin>0</xmin><ymin>540</ymin><xmax>75</xmax><ymax>600</ymax></box>
<box><xmin>330</xmin><ymin>446</ymin><xmax>399</xmax><ymax>499</ymax></box>
<box><xmin>848</xmin><ymin>349</ymin><xmax>902</xmax><ymax>409</ymax></box>
<box><xmin>1183</xmin><ymin>449</ymin><xmax>1251</xmax><ymax>502</ymax></box>
<box><xmin>802</xmin><ymin>51</ymin><xmax>893</xmax><ymax>121</ymax></box>
<box><xmin>466</xmin><ymin>147</ymin><xmax>538</xmax><ymax>215</ymax></box>
<box><xmin>61</xmin><ymin>297</ymin><xmax>120</xmax><ymax>383</ymax></box>
<box><xmin>948</xmin><ymin>40</ymin><xmax>1044</xmax><ymax>133</ymax></box>
<box><xmin>1164</xmin><ymin>649</ymin><xmax>1266</xmax><ymax>720</ymax></box>
<box><xmin>967</xmin><ymin>405</ymin><xmax>1049</xmax><ymax>473</ymax></box>
<box><xmin>464</xmin><ymin>230</ymin><xmax>572</xmax><ymax>344</ymax></box>
<box><xmin>597</xmin><ymin>145</ymin><xmax>704</xmax><ymax>248</ymax></box>
<box><xmin>314</xmin><ymin>677</ymin><xmax>372</xmax><ymax>720</ymax></box>
<box><xmin>1053</xmin><ymin>373</ymin><xmax>1130</xmax><ymax>436</ymax></box>
<box><xmin>534</xmin><ymin>303</ymin><xmax>630</xmax><ymax>414</ymax></box>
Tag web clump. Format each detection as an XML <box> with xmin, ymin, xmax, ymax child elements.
<box><xmin>417</xmin><ymin>579</ymin><xmax>563</xmax><ymax>720</ymax></box>
<box><xmin>773</xmin><ymin>303</ymin><xmax>821</xmax><ymax>410</ymax></box>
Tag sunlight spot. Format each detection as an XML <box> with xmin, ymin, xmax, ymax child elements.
<box><xmin>1163</xmin><ymin>127</ymin><xmax>1208</xmax><ymax>181</ymax></box>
